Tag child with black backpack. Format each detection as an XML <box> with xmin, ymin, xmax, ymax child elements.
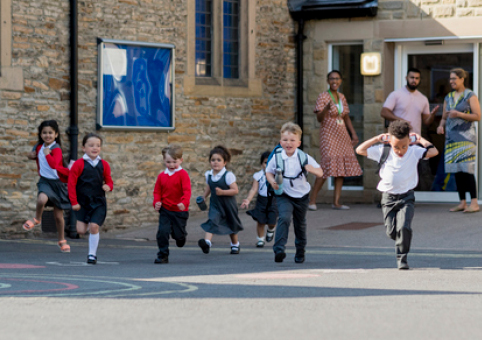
<box><xmin>266</xmin><ymin>122</ymin><xmax>324</xmax><ymax>263</ymax></box>
<box><xmin>356</xmin><ymin>120</ymin><xmax>438</xmax><ymax>269</ymax></box>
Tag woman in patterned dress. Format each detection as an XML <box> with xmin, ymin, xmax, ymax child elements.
<box><xmin>437</xmin><ymin>68</ymin><xmax>481</xmax><ymax>213</ymax></box>
<box><xmin>308</xmin><ymin>70</ymin><xmax>362</xmax><ymax>210</ymax></box>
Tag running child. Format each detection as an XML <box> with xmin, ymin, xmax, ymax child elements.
<box><xmin>266</xmin><ymin>122</ymin><xmax>324</xmax><ymax>263</ymax></box>
<box><xmin>241</xmin><ymin>151</ymin><xmax>278</xmax><ymax>247</ymax></box>
<box><xmin>68</xmin><ymin>133</ymin><xmax>114</xmax><ymax>264</ymax></box>
<box><xmin>356</xmin><ymin>120</ymin><xmax>438</xmax><ymax>269</ymax></box>
<box><xmin>152</xmin><ymin>144</ymin><xmax>191</xmax><ymax>264</ymax></box>
<box><xmin>24</xmin><ymin>120</ymin><xmax>71</xmax><ymax>252</ymax></box>
<box><xmin>198</xmin><ymin>145</ymin><xmax>243</xmax><ymax>254</ymax></box>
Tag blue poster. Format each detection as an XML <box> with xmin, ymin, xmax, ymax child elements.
<box><xmin>97</xmin><ymin>39</ymin><xmax>175</xmax><ymax>130</ymax></box>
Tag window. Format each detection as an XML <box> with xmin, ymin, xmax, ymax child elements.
<box><xmin>223</xmin><ymin>0</ymin><xmax>239</xmax><ymax>79</ymax></box>
<box><xmin>0</xmin><ymin>0</ymin><xmax>23</xmax><ymax>91</ymax></box>
<box><xmin>195</xmin><ymin>0</ymin><xmax>212</xmax><ymax>77</ymax></box>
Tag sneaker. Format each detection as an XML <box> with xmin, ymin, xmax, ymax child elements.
<box><xmin>154</xmin><ymin>255</ymin><xmax>169</xmax><ymax>264</ymax></box>
<box><xmin>265</xmin><ymin>229</ymin><xmax>275</xmax><ymax>243</ymax></box>
<box><xmin>256</xmin><ymin>239</ymin><xmax>265</xmax><ymax>247</ymax></box>
<box><xmin>294</xmin><ymin>249</ymin><xmax>305</xmax><ymax>263</ymax></box>
<box><xmin>397</xmin><ymin>259</ymin><xmax>409</xmax><ymax>270</ymax></box>
<box><xmin>274</xmin><ymin>252</ymin><xmax>286</xmax><ymax>263</ymax></box>
<box><xmin>198</xmin><ymin>239</ymin><xmax>210</xmax><ymax>254</ymax></box>
<box><xmin>230</xmin><ymin>245</ymin><xmax>240</xmax><ymax>254</ymax></box>
<box><xmin>87</xmin><ymin>254</ymin><xmax>97</xmax><ymax>265</ymax></box>
<box><xmin>308</xmin><ymin>204</ymin><xmax>317</xmax><ymax>211</ymax></box>
<box><xmin>176</xmin><ymin>238</ymin><xmax>186</xmax><ymax>248</ymax></box>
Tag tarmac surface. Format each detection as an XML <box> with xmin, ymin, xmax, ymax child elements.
<box><xmin>1</xmin><ymin>203</ymin><xmax>482</xmax><ymax>339</ymax></box>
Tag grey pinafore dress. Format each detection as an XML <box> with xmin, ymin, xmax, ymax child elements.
<box><xmin>200</xmin><ymin>172</ymin><xmax>243</xmax><ymax>235</ymax></box>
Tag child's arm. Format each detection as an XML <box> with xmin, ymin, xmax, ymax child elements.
<box><xmin>68</xmin><ymin>160</ymin><xmax>82</xmax><ymax>211</ymax></box>
<box><xmin>305</xmin><ymin>164</ymin><xmax>323</xmax><ymax>178</ymax></box>
<box><xmin>45</xmin><ymin>148</ymin><xmax>63</xmax><ymax>169</ymax></box>
<box><xmin>153</xmin><ymin>174</ymin><xmax>163</xmax><ymax>210</ymax></box>
<box><xmin>177</xmin><ymin>172</ymin><xmax>191</xmax><ymax>211</ymax></box>
<box><xmin>102</xmin><ymin>160</ymin><xmax>114</xmax><ymax>192</ymax></box>
<box><xmin>413</xmin><ymin>134</ymin><xmax>439</xmax><ymax>159</ymax></box>
<box><xmin>216</xmin><ymin>182</ymin><xmax>239</xmax><ymax>197</ymax></box>
<box><xmin>202</xmin><ymin>184</ymin><xmax>211</xmax><ymax>200</ymax></box>
<box><xmin>241</xmin><ymin>179</ymin><xmax>259</xmax><ymax>209</ymax></box>
<box><xmin>356</xmin><ymin>134</ymin><xmax>386</xmax><ymax>156</ymax></box>
<box><xmin>266</xmin><ymin>172</ymin><xmax>279</xmax><ymax>191</ymax></box>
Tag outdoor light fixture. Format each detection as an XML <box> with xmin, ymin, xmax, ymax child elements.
<box><xmin>361</xmin><ymin>52</ymin><xmax>381</xmax><ymax>76</ymax></box>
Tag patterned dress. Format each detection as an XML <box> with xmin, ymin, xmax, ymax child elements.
<box><xmin>444</xmin><ymin>89</ymin><xmax>477</xmax><ymax>175</ymax></box>
<box><xmin>314</xmin><ymin>91</ymin><xmax>362</xmax><ymax>179</ymax></box>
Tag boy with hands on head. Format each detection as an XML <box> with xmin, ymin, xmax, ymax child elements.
<box><xmin>266</xmin><ymin>122</ymin><xmax>324</xmax><ymax>263</ymax></box>
<box><xmin>356</xmin><ymin>120</ymin><xmax>438</xmax><ymax>269</ymax></box>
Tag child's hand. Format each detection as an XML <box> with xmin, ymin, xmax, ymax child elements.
<box><xmin>378</xmin><ymin>133</ymin><xmax>390</xmax><ymax>143</ymax></box>
<box><xmin>72</xmin><ymin>204</ymin><xmax>81</xmax><ymax>211</ymax></box>
<box><xmin>271</xmin><ymin>182</ymin><xmax>279</xmax><ymax>191</ymax></box>
<box><xmin>43</xmin><ymin>147</ymin><xmax>51</xmax><ymax>155</ymax></box>
<box><xmin>102</xmin><ymin>184</ymin><xmax>110</xmax><ymax>191</ymax></box>
<box><xmin>241</xmin><ymin>199</ymin><xmax>250</xmax><ymax>209</ymax></box>
<box><xmin>154</xmin><ymin>202</ymin><xmax>162</xmax><ymax>211</ymax></box>
<box><xmin>410</xmin><ymin>133</ymin><xmax>421</xmax><ymax>144</ymax></box>
<box><xmin>177</xmin><ymin>203</ymin><xmax>185</xmax><ymax>211</ymax></box>
<box><xmin>27</xmin><ymin>151</ymin><xmax>37</xmax><ymax>160</ymax></box>
<box><xmin>215</xmin><ymin>187</ymin><xmax>224</xmax><ymax>196</ymax></box>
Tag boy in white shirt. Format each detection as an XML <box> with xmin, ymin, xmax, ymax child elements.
<box><xmin>266</xmin><ymin>122</ymin><xmax>324</xmax><ymax>263</ymax></box>
<box><xmin>356</xmin><ymin>120</ymin><xmax>438</xmax><ymax>269</ymax></box>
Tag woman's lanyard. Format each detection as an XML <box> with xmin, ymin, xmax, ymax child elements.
<box><xmin>448</xmin><ymin>91</ymin><xmax>468</xmax><ymax>113</ymax></box>
<box><xmin>328</xmin><ymin>89</ymin><xmax>344</xmax><ymax>125</ymax></box>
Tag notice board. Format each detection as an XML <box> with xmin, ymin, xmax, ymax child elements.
<box><xmin>97</xmin><ymin>38</ymin><xmax>175</xmax><ymax>131</ymax></box>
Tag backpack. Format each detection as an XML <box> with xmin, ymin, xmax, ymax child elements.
<box><xmin>266</xmin><ymin>144</ymin><xmax>309</xmax><ymax>202</ymax></box>
<box><xmin>377</xmin><ymin>144</ymin><xmax>391</xmax><ymax>175</ymax></box>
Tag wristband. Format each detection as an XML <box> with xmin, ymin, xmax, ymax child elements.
<box><xmin>425</xmin><ymin>145</ymin><xmax>435</xmax><ymax>150</ymax></box>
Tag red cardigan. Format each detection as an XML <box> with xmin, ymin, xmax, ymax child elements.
<box><xmin>153</xmin><ymin>169</ymin><xmax>191</xmax><ymax>211</ymax></box>
<box><xmin>68</xmin><ymin>158</ymin><xmax>114</xmax><ymax>206</ymax></box>
<box><xmin>34</xmin><ymin>144</ymin><xmax>69</xmax><ymax>183</ymax></box>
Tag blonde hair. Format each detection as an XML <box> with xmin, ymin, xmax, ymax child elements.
<box><xmin>162</xmin><ymin>144</ymin><xmax>183</xmax><ymax>160</ymax></box>
<box><xmin>280</xmin><ymin>122</ymin><xmax>302</xmax><ymax>137</ymax></box>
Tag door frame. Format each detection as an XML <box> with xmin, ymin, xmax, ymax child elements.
<box><xmin>393</xmin><ymin>40</ymin><xmax>481</xmax><ymax>203</ymax></box>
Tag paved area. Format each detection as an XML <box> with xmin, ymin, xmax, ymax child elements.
<box><xmin>1</xmin><ymin>203</ymin><xmax>482</xmax><ymax>339</ymax></box>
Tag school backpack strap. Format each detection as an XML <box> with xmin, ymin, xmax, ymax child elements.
<box><xmin>297</xmin><ymin>149</ymin><xmax>308</xmax><ymax>177</ymax></box>
<box><xmin>377</xmin><ymin>144</ymin><xmax>391</xmax><ymax>175</ymax></box>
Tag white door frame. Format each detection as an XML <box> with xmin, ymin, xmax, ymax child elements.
<box><xmin>395</xmin><ymin>40</ymin><xmax>480</xmax><ymax>203</ymax></box>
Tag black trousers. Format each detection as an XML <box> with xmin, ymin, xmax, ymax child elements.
<box><xmin>381</xmin><ymin>190</ymin><xmax>415</xmax><ymax>264</ymax></box>
<box><xmin>454</xmin><ymin>172</ymin><xmax>477</xmax><ymax>201</ymax></box>
<box><xmin>156</xmin><ymin>207</ymin><xmax>189</xmax><ymax>257</ymax></box>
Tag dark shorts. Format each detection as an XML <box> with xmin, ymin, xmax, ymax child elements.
<box><xmin>246</xmin><ymin>195</ymin><xmax>278</xmax><ymax>226</ymax></box>
<box><xmin>75</xmin><ymin>204</ymin><xmax>107</xmax><ymax>226</ymax></box>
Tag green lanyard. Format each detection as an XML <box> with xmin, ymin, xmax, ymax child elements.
<box><xmin>328</xmin><ymin>89</ymin><xmax>342</xmax><ymax>117</ymax></box>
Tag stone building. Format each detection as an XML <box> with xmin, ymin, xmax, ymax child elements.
<box><xmin>294</xmin><ymin>0</ymin><xmax>482</xmax><ymax>205</ymax></box>
<box><xmin>0</xmin><ymin>0</ymin><xmax>297</xmax><ymax>235</ymax></box>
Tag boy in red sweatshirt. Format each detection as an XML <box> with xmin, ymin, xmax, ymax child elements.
<box><xmin>153</xmin><ymin>144</ymin><xmax>192</xmax><ymax>264</ymax></box>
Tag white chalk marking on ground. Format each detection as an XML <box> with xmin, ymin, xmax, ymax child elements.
<box><xmin>0</xmin><ymin>283</ymin><xmax>12</xmax><ymax>289</ymax></box>
<box><xmin>46</xmin><ymin>261</ymin><xmax>119</xmax><ymax>266</ymax></box>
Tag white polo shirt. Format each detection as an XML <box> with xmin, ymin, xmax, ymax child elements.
<box><xmin>38</xmin><ymin>142</ymin><xmax>59</xmax><ymax>179</ymax></box>
<box><xmin>266</xmin><ymin>148</ymin><xmax>320</xmax><ymax>198</ymax></box>
<box><xmin>205</xmin><ymin>167</ymin><xmax>236</xmax><ymax>186</ymax></box>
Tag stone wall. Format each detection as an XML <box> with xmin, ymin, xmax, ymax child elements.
<box><xmin>0</xmin><ymin>0</ymin><xmax>296</xmax><ymax>235</ymax></box>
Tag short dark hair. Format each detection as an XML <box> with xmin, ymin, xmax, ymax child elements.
<box><xmin>260</xmin><ymin>151</ymin><xmax>270</xmax><ymax>164</ymax></box>
<box><xmin>82</xmin><ymin>133</ymin><xmax>103</xmax><ymax>146</ymax></box>
<box><xmin>327</xmin><ymin>70</ymin><xmax>342</xmax><ymax>80</ymax></box>
<box><xmin>209</xmin><ymin>145</ymin><xmax>231</xmax><ymax>163</ymax></box>
<box><xmin>388</xmin><ymin>120</ymin><xmax>410</xmax><ymax>139</ymax></box>
<box><xmin>407</xmin><ymin>68</ymin><xmax>421</xmax><ymax>76</ymax></box>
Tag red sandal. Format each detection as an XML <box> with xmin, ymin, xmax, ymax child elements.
<box><xmin>58</xmin><ymin>240</ymin><xmax>71</xmax><ymax>253</ymax></box>
<box><xmin>23</xmin><ymin>218</ymin><xmax>40</xmax><ymax>231</ymax></box>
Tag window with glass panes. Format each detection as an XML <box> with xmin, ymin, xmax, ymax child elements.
<box><xmin>223</xmin><ymin>0</ymin><xmax>239</xmax><ymax>79</ymax></box>
<box><xmin>195</xmin><ymin>0</ymin><xmax>212</xmax><ymax>77</ymax></box>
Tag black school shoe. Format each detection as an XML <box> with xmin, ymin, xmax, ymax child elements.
<box><xmin>265</xmin><ymin>229</ymin><xmax>275</xmax><ymax>243</ymax></box>
<box><xmin>274</xmin><ymin>252</ymin><xmax>286</xmax><ymax>263</ymax></box>
<box><xmin>87</xmin><ymin>254</ymin><xmax>97</xmax><ymax>265</ymax></box>
<box><xmin>230</xmin><ymin>245</ymin><xmax>240</xmax><ymax>254</ymax></box>
<box><xmin>294</xmin><ymin>249</ymin><xmax>305</xmax><ymax>263</ymax></box>
<box><xmin>154</xmin><ymin>255</ymin><xmax>169</xmax><ymax>264</ymax></box>
<box><xmin>176</xmin><ymin>238</ymin><xmax>186</xmax><ymax>248</ymax></box>
<box><xmin>198</xmin><ymin>239</ymin><xmax>210</xmax><ymax>254</ymax></box>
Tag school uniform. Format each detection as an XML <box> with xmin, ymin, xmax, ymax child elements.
<box><xmin>246</xmin><ymin>170</ymin><xmax>278</xmax><ymax>226</ymax></box>
<box><xmin>33</xmin><ymin>142</ymin><xmax>70</xmax><ymax>210</ymax></box>
<box><xmin>68</xmin><ymin>154</ymin><xmax>114</xmax><ymax>226</ymax></box>
<box><xmin>266</xmin><ymin>148</ymin><xmax>321</xmax><ymax>256</ymax></box>
<box><xmin>153</xmin><ymin>167</ymin><xmax>191</xmax><ymax>257</ymax></box>
<box><xmin>200</xmin><ymin>167</ymin><xmax>243</xmax><ymax>235</ymax></box>
<box><xmin>368</xmin><ymin>144</ymin><xmax>427</xmax><ymax>267</ymax></box>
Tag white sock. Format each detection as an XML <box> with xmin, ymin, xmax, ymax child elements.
<box><xmin>205</xmin><ymin>239</ymin><xmax>212</xmax><ymax>247</ymax></box>
<box><xmin>267</xmin><ymin>227</ymin><xmax>275</xmax><ymax>232</ymax></box>
<box><xmin>89</xmin><ymin>233</ymin><xmax>100</xmax><ymax>256</ymax></box>
<box><xmin>230</xmin><ymin>242</ymin><xmax>240</xmax><ymax>247</ymax></box>
<box><xmin>257</xmin><ymin>236</ymin><xmax>265</xmax><ymax>242</ymax></box>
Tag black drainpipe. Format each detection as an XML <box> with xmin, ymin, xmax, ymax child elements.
<box><xmin>295</xmin><ymin>18</ymin><xmax>306</xmax><ymax>149</ymax></box>
<box><xmin>67</xmin><ymin>0</ymin><xmax>78</xmax><ymax>238</ymax></box>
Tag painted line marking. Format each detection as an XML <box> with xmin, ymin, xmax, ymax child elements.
<box><xmin>46</xmin><ymin>262</ymin><xmax>120</xmax><ymax>266</ymax></box>
<box><xmin>0</xmin><ymin>279</ymin><xmax>79</xmax><ymax>294</ymax></box>
<box><xmin>0</xmin><ymin>264</ymin><xmax>46</xmax><ymax>269</ymax></box>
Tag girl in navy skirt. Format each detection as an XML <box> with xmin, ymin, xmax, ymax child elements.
<box><xmin>241</xmin><ymin>151</ymin><xmax>278</xmax><ymax>247</ymax></box>
<box><xmin>198</xmin><ymin>145</ymin><xmax>243</xmax><ymax>255</ymax></box>
<box><xmin>68</xmin><ymin>133</ymin><xmax>113</xmax><ymax>264</ymax></box>
<box><xmin>24</xmin><ymin>120</ymin><xmax>71</xmax><ymax>252</ymax></box>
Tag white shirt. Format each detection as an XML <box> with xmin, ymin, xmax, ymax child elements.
<box><xmin>205</xmin><ymin>167</ymin><xmax>236</xmax><ymax>186</ymax></box>
<box><xmin>367</xmin><ymin>144</ymin><xmax>426</xmax><ymax>194</ymax></box>
<box><xmin>83</xmin><ymin>153</ymin><xmax>101</xmax><ymax>167</ymax></box>
<box><xmin>253</xmin><ymin>169</ymin><xmax>268</xmax><ymax>197</ymax></box>
<box><xmin>266</xmin><ymin>148</ymin><xmax>320</xmax><ymax>198</ymax></box>
<box><xmin>164</xmin><ymin>166</ymin><xmax>183</xmax><ymax>176</ymax></box>
<box><xmin>38</xmin><ymin>142</ymin><xmax>59</xmax><ymax>179</ymax></box>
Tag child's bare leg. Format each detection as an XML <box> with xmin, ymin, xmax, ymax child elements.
<box><xmin>76</xmin><ymin>221</ymin><xmax>88</xmax><ymax>235</ymax></box>
<box><xmin>256</xmin><ymin>223</ymin><xmax>265</xmax><ymax>238</ymax></box>
<box><xmin>204</xmin><ymin>232</ymin><xmax>213</xmax><ymax>242</ymax></box>
<box><xmin>35</xmin><ymin>193</ymin><xmax>49</xmax><ymax>221</ymax></box>
<box><xmin>229</xmin><ymin>233</ymin><xmax>239</xmax><ymax>244</ymax></box>
<box><xmin>53</xmin><ymin>207</ymin><xmax>65</xmax><ymax>241</ymax></box>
